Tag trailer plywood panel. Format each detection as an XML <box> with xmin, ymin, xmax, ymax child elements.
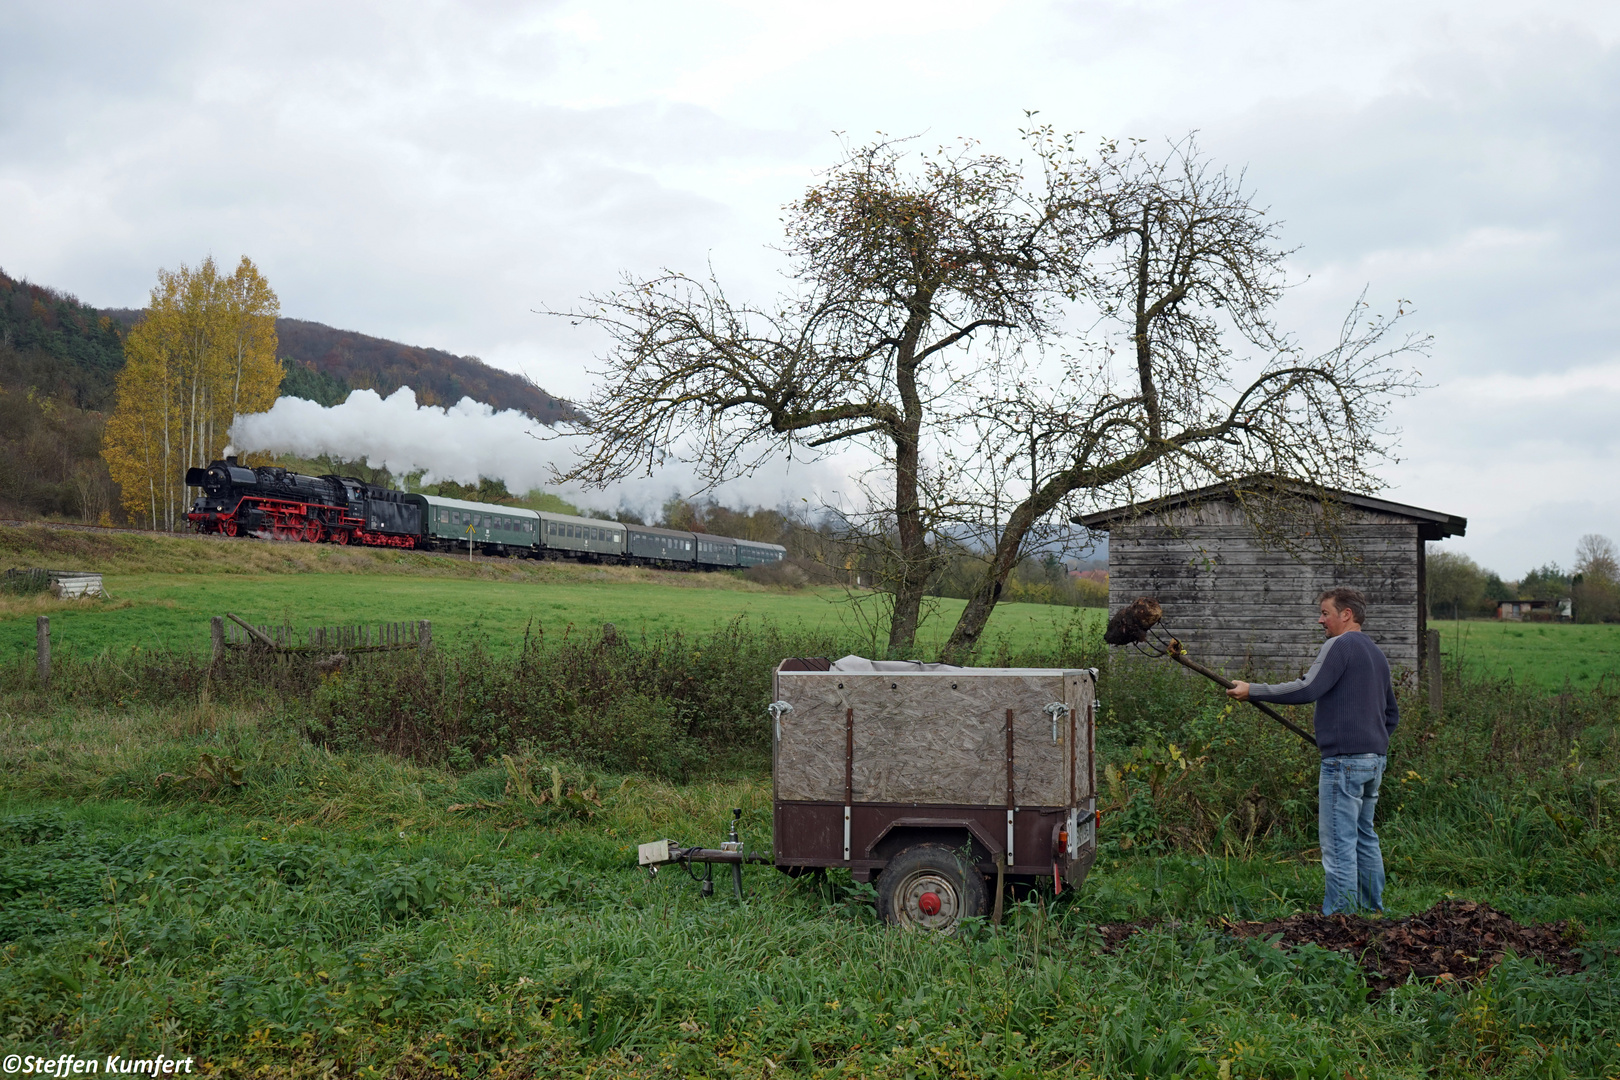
<box><xmin>773</xmin><ymin>670</ymin><xmax>1090</xmax><ymax>807</ymax></box>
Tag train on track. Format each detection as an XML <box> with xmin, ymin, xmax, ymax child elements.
<box><xmin>184</xmin><ymin>458</ymin><xmax>786</xmax><ymax>569</ymax></box>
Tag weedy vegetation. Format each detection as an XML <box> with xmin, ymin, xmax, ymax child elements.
<box><xmin>0</xmin><ymin>612</ymin><xmax>1618</xmax><ymax>1076</ymax></box>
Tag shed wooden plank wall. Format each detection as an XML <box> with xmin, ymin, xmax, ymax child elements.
<box><xmin>1107</xmin><ymin>511</ymin><xmax>1421</xmax><ymax>679</ymax></box>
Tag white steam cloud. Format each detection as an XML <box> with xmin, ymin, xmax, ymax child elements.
<box><xmin>228</xmin><ymin>388</ymin><xmax>568</xmax><ymax>492</ymax></box>
<box><xmin>226</xmin><ymin>387</ymin><xmax>852</xmax><ymax>515</ymax></box>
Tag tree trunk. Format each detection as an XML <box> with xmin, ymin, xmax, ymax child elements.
<box><xmin>885</xmin><ymin>302</ymin><xmax>935</xmax><ymax>655</ymax></box>
<box><xmin>940</xmin><ymin>498</ymin><xmax>1046</xmax><ymax>662</ymax></box>
<box><xmin>887</xmin><ymin>422</ymin><xmax>931</xmax><ymax>653</ymax></box>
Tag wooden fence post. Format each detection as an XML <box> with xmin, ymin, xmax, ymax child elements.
<box><xmin>1426</xmin><ymin>628</ymin><xmax>1442</xmax><ymax>717</ymax></box>
<box><xmin>37</xmin><ymin>616</ymin><xmax>50</xmax><ymax>690</ymax></box>
<box><xmin>419</xmin><ymin>620</ymin><xmax>432</xmax><ymax>650</ymax></box>
<box><xmin>211</xmin><ymin>616</ymin><xmax>225</xmax><ymax>663</ymax></box>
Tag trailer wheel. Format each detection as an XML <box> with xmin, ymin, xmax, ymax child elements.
<box><xmin>877</xmin><ymin>844</ymin><xmax>987</xmax><ymax>933</ymax></box>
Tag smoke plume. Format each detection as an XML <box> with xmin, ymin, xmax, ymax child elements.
<box><xmin>227</xmin><ymin>388</ymin><xmax>569</xmax><ymax>493</ymax></box>
<box><xmin>226</xmin><ymin>387</ymin><xmax>846</xmax><ymax>515</ymax></box>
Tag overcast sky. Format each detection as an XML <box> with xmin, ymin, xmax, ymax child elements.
<box><xmin>4</xmin><ymin>1</ymin><xmax>1618</xmax><ymax>574</ymax></box>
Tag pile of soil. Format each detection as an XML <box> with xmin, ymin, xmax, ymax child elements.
<box><xmin>1096</xmin><ymin>901</ymin><xmax>1586</xmax><ymax>991</ymax></box>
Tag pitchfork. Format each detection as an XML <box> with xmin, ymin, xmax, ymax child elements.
<box><xmin>1104</xmin><ymin>597</ymin><xmax>1318</xmax><ymax>748</ymax></box>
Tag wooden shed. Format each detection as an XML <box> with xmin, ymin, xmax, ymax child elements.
<box><xmin>1076</xmin><ymin>479</ymin><xmax>1466</xmax><ymax>680</ymax></box>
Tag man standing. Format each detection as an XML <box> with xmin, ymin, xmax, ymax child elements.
<box><xmin>1227</xmin><ymin>587</ymin><xmax>1399</xmax><ymax>914</ymax></box>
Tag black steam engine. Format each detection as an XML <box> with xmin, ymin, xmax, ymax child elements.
<box><xmin>185</xmin><ymin>458</ymin><xmax>421</xmax><ymax>548</ymax></box>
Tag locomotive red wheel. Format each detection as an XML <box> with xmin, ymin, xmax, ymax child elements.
<box><xmin>302</xmin><ymin>522</ymin><xmax>324</xmax><ymax>543</ymax></box>
<box><xmin>332</xmin><ymin>530</ymin><xmax>350</xmax><ymax>546</ymax></box>
<box><xmin>221</xmin><ymin>519</ymin><xmax>239</xmax><ymax>537</ymax></box>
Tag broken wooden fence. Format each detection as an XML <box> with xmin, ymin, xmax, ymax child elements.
<box><xmin>212</xmin><ymin>613</ymin><xmax>431</xmax><ymax>661</ymax></box>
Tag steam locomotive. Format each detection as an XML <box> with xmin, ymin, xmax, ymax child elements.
<box><xmin>184</xmin><ymin>458</ymin><xmax>786</xmax><ymax>568</ymax></box>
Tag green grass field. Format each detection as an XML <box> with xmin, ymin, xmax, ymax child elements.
<box><xmin>1432</xmin><ymin>619</ymin><xmax>1620</xmax><ymax>690</ymax></box>
<box><xmin>0</xmin><ymin>700</ymin><xmax>1614</xmax><ymax>1078</ymax></box>
<box><xmin>0</xmin><ymin>572</ymin><xmax>1099</xmax><ymax>661</ymax></box>
<box><xmin>0</xmin><ymin>523</ymin><xmax>1099</xmax><ymax>662</ymax></box>
<box><xmin>6</xmin><ymin>524</ymin><xmax>1620</xmax><ymax>686</ymax></box>
<box><xmin>3</xmin><ymin>528</ymin><xmax>1618</xmax><ymax>1076</ymax></box>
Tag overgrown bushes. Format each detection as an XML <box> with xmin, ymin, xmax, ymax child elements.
<box><xmin>6</xmin><ymin>616</ymin><xmax>1616</xmax><ymax>863</ymax></box>
<box><xmin>1093</xmin><ymin>655</ymin><xmax>1620</xmax><ymax>871</ymax></box>
<box><xmin>307</xmin><ymin>620</ymin><xmax>852</xmax><ymax>778</ymax></box>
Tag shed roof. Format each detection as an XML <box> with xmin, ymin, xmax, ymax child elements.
<box><xmin>1075</xmin><ymin>476</ymin><xmax>1466</xmax><ymax>541</ymax></box>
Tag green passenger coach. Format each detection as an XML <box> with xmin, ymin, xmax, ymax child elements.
<box><xmin>537</xmin><ymin>512</ymin><xmax>627</xmax><ymax>558</ymax></box>
<box><xmin>418</xmin><ymin>494</ymin><xmax>540</xmax><ymax>554</ymax></box>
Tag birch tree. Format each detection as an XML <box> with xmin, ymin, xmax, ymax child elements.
<box><xmin>103</xmin><ymin>257</ymin><xmax>281</xmax><ymax>529</ymax></box>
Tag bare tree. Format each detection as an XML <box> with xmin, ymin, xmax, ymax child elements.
<box><xmin>1573</xmin><ymin>533</ymin><xmax>1620</xmax><ymax>623</ymax></box>
<box><xmin>1575</xmin><ymin>533</ymin><xmax>1618</xmax><ymax>580</ymax></box>
<box><xmin>552</xmin><ymin>127</ymin><xmax>1423</xmax><ymax>657</ymax></box>
<box><xmin>553</xmin><ymin>128</ymin><xmax>1094</xmax><ymax>650</ymax></box>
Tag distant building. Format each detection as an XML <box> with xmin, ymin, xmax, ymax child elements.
<box><xmin>1077</xmin><ymin>478</ymin><xmax>1466</xmax><ymax>680</ymax></box>
<box><xmin>1496</xmin><ymin>598</ymin><xmax>1569</xmax><ymax>621</ymax></box>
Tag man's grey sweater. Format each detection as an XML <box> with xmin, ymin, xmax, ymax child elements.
<box><xmin>1246</xmin><ymin>631</ymin><xmax>1399</xmax><ymax>757</ymax></box>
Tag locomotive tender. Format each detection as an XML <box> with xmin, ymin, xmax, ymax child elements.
<box><xmin>184</xmin><ymin>458</ymin><xmax>786</xmax><ymax>569</ymax></box>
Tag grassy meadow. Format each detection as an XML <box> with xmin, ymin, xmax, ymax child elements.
<box><xmin>1432</xmin><ymin>618</ymin><xmax>1620</xmax><ymax>691</ymax></box>
<box><xmin>0</xmin><ymin>525</ymin><xmax>1097</xmax><ymax>661</ymax></box>
<box><xmin>2</xmin><ymin>524</ymin><xmax>1619</xmax><ymax>1076</ymax></box>
<box><xmin>1</xmin><ymin>685</ymin><xmax>1616</xmax><ymax>1080</ymax></box>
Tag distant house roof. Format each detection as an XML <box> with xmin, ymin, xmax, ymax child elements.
<box><xmin>1074</xmin><ymin>476</ymin><xmax>1467</xmax><ymax>541</ymax></box>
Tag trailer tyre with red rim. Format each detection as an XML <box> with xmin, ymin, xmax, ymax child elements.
<box><xmin>876</xmin><ymin>843</ymin><xmax>987</xmax><ymax>933</ymax></box>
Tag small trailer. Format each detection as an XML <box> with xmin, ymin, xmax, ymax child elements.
<box><xmin>770</xmin><ymin>656</ymin><xmax>1097</xmax><ymax>931</ymax></box>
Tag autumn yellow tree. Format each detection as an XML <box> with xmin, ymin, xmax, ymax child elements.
<box><xmin>103</xmin><ymin>256</ymin><xmax>282</xmax><ymax>529</ymax></box>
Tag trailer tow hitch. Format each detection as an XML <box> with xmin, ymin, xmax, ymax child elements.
<box><xmin>638</xmin><ymin>808</ymin><xmax>771</xmax><ymax>899</ymax></box>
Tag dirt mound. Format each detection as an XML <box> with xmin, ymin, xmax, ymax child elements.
<box><xmin>1096</xmin><ymin>901</ymin><xmax>1586</xmax><ymax>992</ymax></box>
<box><xmin>1095</xmin><ymin>919</ymin><xmax>1161</xmax><ymax>951</ymax></box>
<box><xmin>1230</xmin><ymin>901</ymin><xmax>1584</xmax><ymax>990</ymax></box>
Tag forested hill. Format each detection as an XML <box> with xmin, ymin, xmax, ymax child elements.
<box><xmin>0</xmin><ymin>269</ymin><xmax>127</xmax><ymax>521</ymax></box>
<box><xmin>1</xmin><ymin>268</ymin><xmax>125</xmax><ymax>409</ymax></box>
<box><xmin>98</xmin><ymin>309</ymin><xmax>576</xmax><ymax>423</ymax></box>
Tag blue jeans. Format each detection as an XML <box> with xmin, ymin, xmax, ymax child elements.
<box><xmin>1319</xmin><ymin>754</ymin><xmax>1386</xmax><ymax>914</ymax></box>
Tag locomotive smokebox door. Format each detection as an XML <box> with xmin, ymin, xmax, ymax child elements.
<box><xmin>770</xmin><ymin>658</ymin><xmax>1096</xmax><ymax>931</ymax></box>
